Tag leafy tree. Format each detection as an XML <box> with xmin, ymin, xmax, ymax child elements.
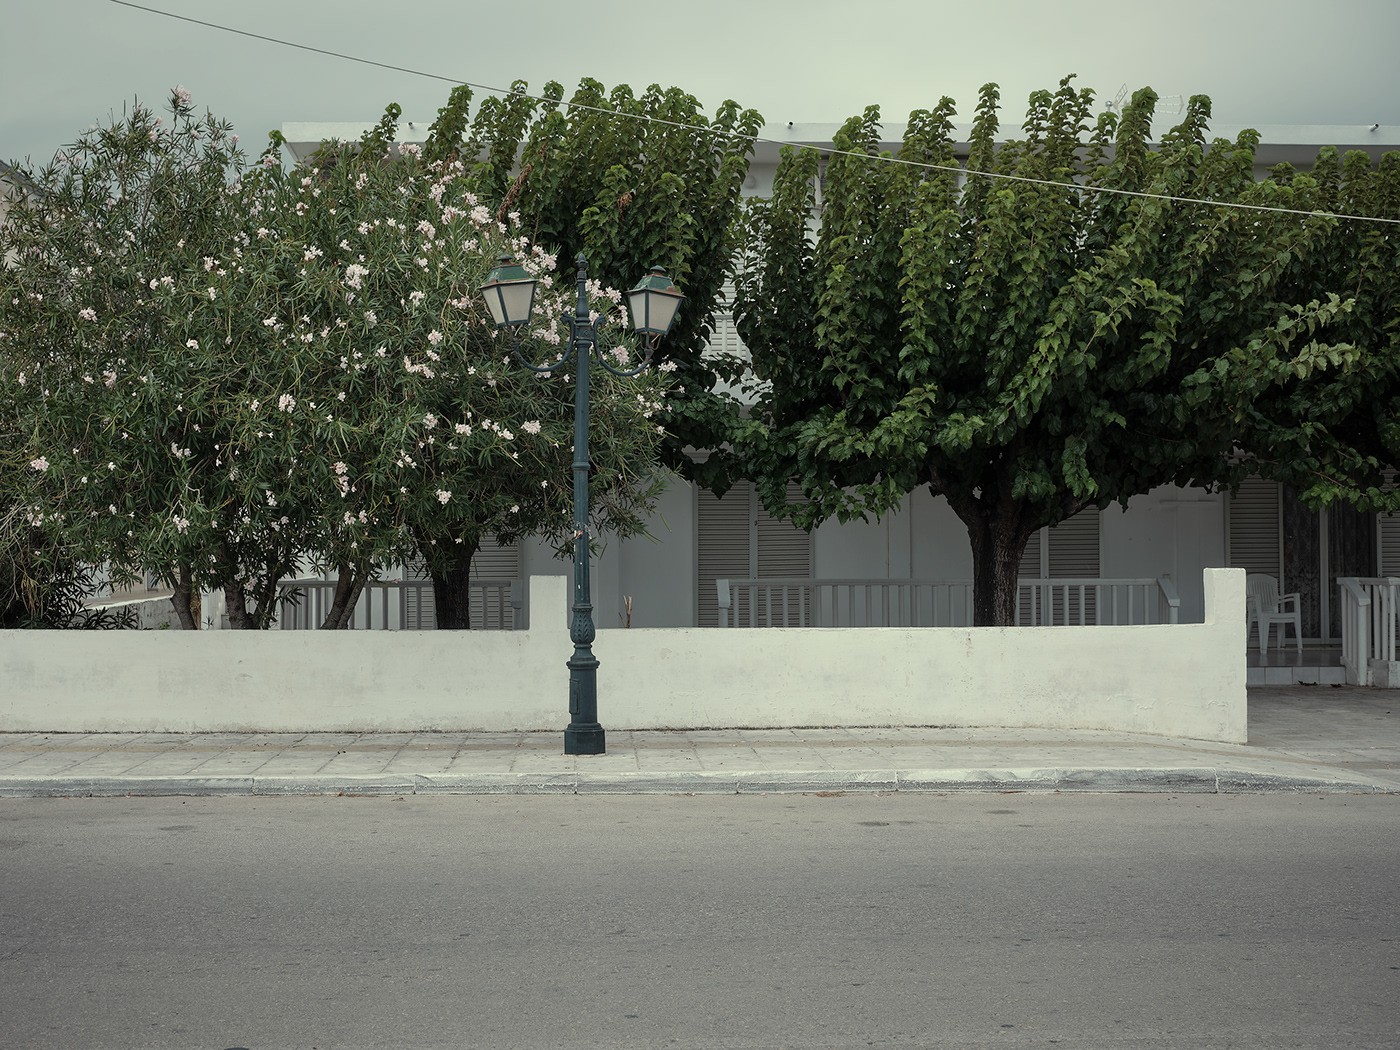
<box><xmin>419</xmin><ymin>80</ymin><xmax>764</xmax><ymax>489</ymax></box>
<box><xmin>733</xmin><ymin>78</ymin><xmax>1400</xmax><ymax>626</ymax></box>
<box><xmin>1</xmin><ymin>88</ymin><xmax>246</xmax><ymax>629</ymax></box>
<box><xmin>2</xmin><ymin>92</ymin><xmax>671</xmax><ymax>630</ymax></box>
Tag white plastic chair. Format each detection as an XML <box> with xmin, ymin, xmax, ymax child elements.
<box><xmin>1245</xmin><ymin>574</ymin><xmax>1303</xmax><ymax>652</ymax></box>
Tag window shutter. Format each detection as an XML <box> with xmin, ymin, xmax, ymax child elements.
<box><xmin>1048</xmin><ymin>507</ymin><xmax>1101</xmax><ymax>577</ymax></box>
<box><xmin>470</xmin><ymin>537</ymin><xmax>521</xmax><ymax>629</ymax></box>
<box><xmin>756</xmin><ymin>482</ymin><xmax>812</xmax><ymax>577</ymax></box>
<box><xmin>403</xmin><ymin>537</ymin><xmax>520</xmax><ymax>629</ymax></box>
<box><xmin>1229</xmin><ymin>476</ymin><xmax>1282</xmax><ymax>578</ymax></box>
<box><xmin>697</xmin><ymin>480</ymin><xmax>811</xmax><ymax>626</ymax></box>
<box><xmin>1382</xmin><ymin>471</ymin><xmax>1400</xmax><ymax>577</ymax></box>
<box><xmin>1018</xmin><ymin>532</ymin><xmax>1042</xmax><ymax>579</ymax></box>
<box><xmin>697</xmin><ymin>484</ymin><xmax>754</xmax><ymax>627</ymax></box>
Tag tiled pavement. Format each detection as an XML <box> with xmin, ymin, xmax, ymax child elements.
<box><xmin>0</xmin><ymin>686</ymin><xmax>1396</xmax><ymax>796</ymax></box>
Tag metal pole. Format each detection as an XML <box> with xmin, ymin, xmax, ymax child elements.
<box><xmin>564</xmin><ymin>253</ymin><xmax>604</xmax><ymax>755</ymax></box>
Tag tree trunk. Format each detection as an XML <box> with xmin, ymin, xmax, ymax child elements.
<box><xmin>223</xmin><ymin>577</ymin><xmax>259</xmax><ymax>629</ymax></box>
<box><xmin>968</xmin><ymin>522</ymin><xmax>1035</xmax><ymax>627</ymax></box>
<box><xmin>946</xmin><ymin>492</ymin><xmax>1041</xmax><ymax>628</ymax></box>
<box><xmin>424</xmin><ymin>539</ymin><xmax>479</xmax><ymax>630</ymax></box>
<box><xmin>319</xmin><ymin>567</ymin><xmax>366</xmax><ymax>630</ymax></box>
<box><xmin>169</xmin><ymin>562</ymin><xmax>198</xmax><ymax>630</ymax></box>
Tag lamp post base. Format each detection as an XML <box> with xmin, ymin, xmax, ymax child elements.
<box><xmin>564</xmin><ymin>723</ymin><xmax>606</xmax><ymax>756</ymax></box>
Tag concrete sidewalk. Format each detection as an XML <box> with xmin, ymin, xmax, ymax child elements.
<box><xmin>0</xmin><ymin>686</ymin><xmax>1396</xmax><ymax>797</ymax></box>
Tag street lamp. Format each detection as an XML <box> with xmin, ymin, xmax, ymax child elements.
<box><xmin>481</xmin><ymin>252</ymin><xmax>683</xmax><ymax>755</ymax></box>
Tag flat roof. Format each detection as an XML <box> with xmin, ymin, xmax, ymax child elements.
<box><xmin>282</xmin><ymin>121</ymin><xmax>1400</xmax><ymax>169</ymax></box>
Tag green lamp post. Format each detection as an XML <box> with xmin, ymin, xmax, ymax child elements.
<box><xmin>481</xmin><ymin>253</ymin><xmax>682</xmax><ymax>755</ymax></box>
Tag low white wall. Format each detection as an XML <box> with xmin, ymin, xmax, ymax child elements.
<box><xmin>0</xmin><ymin>569</ymin><xmax>1248</xmax><ymax>742</ymax></box>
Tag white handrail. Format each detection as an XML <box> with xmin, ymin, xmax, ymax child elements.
<box><xmin>277</xmin><ymin>577</ymin><xmax>522</xmax><ymax>630</ymax></box>
<box><xmin>717</xmin><ymin>577</ymin><xmax>1181</xmax><ymax>628</ymax></box>
<box><xmin>1338</xmin><ymin>577</ymin><xmax>1400</xmax><ymax>685</ymax></box>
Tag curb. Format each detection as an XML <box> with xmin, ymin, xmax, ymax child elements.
<box><xmin>0</xmin><ymin>767</ymin><xmax>1390</xmax><ymax>798</ymax></box>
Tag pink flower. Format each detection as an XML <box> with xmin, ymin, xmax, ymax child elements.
<box><xmin>29</xmin><ymin>456</ymin><xmax>49</xmax><ymax>472</ymax></box>
<box><xmin>422</xmin><ymin>413</ymin><xmax>438</xmax><ymax>428</ymax></box>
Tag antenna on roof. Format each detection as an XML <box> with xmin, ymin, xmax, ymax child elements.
<box><xmin>1104</xmin><ymin>85</ymin><xmax>1183</xmax><ymax>118</ymax></box>
<box><xmin>1104</xmin><ymin>84</ymin><xmax>1129</xmax><ymax>113</ymax></box>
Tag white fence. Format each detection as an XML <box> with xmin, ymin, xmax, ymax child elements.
<box><xmin>277</xmin><ymin>578</ymin><xmax>521</xmax><ymax>630</ymax></box>
<box><xmin>1337</xmin><ymin>577</ymin><xmax>1400</xmax><ymax>686</ymax></box>
<box><xmin>718</xmin><ymin>577</ymin><xmax>1181</xmax><ymax>628</ymax></box>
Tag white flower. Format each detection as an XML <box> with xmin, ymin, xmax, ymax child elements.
<box><xmin>422</xmin><ymin>413</ymin><xmax>437</xmax><ymax>428</ymax></box>
<box><xmin>428</xmin><ymin>329</ymin><xmax>443</xmax><ymax>346</ymax></box>
<box><xmin>521</xmin><ymin>420</ymin><xmax>541</xmax><ymax>435</ymax></box>
<box><xmin>78</xmin><ymin>307</ymin><xmax>97</xmax><ymax>322</ymax></box>
<box><xmin>343</xmin><ymin>263</ymin><xmax>369</xmax><ymax>290</ymax></box>
<box><xmin>454</xmin><ymin>423</ymin><xmax>471</xmax><ymax>435</ymax></box>
<box><xmin>436</xmin><ymin>490</ymin><xmax>451</xmax><ymax>504</ymax></box>
<box><xmin>29</xmin><ymin>456</ymin><xmax>49</xmax><ymax>472</ymax></box>
<box><xmin>277</xmin><ymin>394</ymin><xmax>295</xmax><ymax>412</ymax></box>
<box><xmin>186</xmin><ymin>339</ymin><xmax>199</xmax><ymax>349</ymax></box>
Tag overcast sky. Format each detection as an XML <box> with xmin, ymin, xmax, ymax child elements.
<box><xmin>5</xmin><ymin>0</ymin><xmax>1398</xmax><ymax>169</ymax></box>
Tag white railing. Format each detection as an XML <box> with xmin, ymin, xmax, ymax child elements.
<box><xmin>1017</xmin><ymin>577</ymin><xmax>1180</xmax><ymax>626</ymax></box>
<box><xmin>717</xmin><ymin>577</ymin><xmax>1180</xmax><ymax>628</ymax></box>
<box><xmin>1337</xmin><ymin>577</ymin><xmax>1400</xmax><ymax>685</ymax></box>
<box><xmin>277</xmin><ymin>577</ymin><xmax>521</xmax><ymax>630</ymax></box>
<box><xmin>717</xmin><ymin>578</ymin><xmax>975</xmax><ymax>628</ymax></box>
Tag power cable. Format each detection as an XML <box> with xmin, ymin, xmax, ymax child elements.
<box><xmin>108</xmin><ymin>0</ymin><xmax>1400</xmax><ymax>227</ymax></box>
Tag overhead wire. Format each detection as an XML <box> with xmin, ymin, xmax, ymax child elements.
<box><xmin>108</xmin><ymin>0</ymin><xmax>1400</xmax><ymax>227</ymax></box>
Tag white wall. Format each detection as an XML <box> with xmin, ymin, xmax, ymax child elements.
<box><xmin>1102</xmin><ymin>486</ymin><xmax>1226</xmax><ymax>624</ymax></box>
<box><xmin>0</xmin><ymin>570</ymin><xmax>1248</xmax><ymax>742</ymax></box>
<box><xmin>519</xmin><ymin>469</ymin><xmax>695</xmax><ymax>630</ymax></box>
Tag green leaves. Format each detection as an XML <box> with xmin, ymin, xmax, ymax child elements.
<box><xmin>732</xmin><ymin>79</ymin><xmax>1400</xmax><ymax>622</ymax></box>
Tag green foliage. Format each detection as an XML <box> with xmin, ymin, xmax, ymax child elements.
<box><xmin>414</xmin><ymin>79</ymin><xmax>765</xmax><ymax>489</ymax></box>
<box><xmin>1</xmin><ymin>91</ymin><xmax>672</xmax><ymax>629</ymax></box>
<box><xmin>733</xmin><ymin>77</ymin><xmax>1400</xmax><ymax>624</ymax></box>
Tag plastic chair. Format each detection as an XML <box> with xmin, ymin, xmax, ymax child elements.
<box><xmin>1245</xmin><ymin>574</ymin><xmax>1303</xmax><ymax>652</ymax></box>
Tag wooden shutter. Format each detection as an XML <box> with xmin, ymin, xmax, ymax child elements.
<box><xmin>470</xmin><ymin>537</ymin><xmax>521</xmax><ymax>629</ymax></box>
<box><xmin>1018</xmin><ymin>532</ymin><xmax>1042</xmax><ymax>579</ymax></box>
<box><xmin>1382</xmin><ymin>471</ymin><xmax>1400</xmax><ymax>577</ymax></box>
<box><xmin>703</xmin><ymin>281</ymin><xmax>749</xmax><ymax>356</ymax></box>
<box><xmin>1049</xmin><ymin>507</ymin><xmax>1101</xmax><ymax>577</ymax></box>
<box><xmin>1382</xmin><ymin>515</ymin><xmax>1400</xmax><ymax>577</ymax></box>
<box><xmin>1229</xmin><ymin>476</ymin><xmax>1282</xmax><ymax>578</ymax></box>
<box><xmin>404</xmin><ymin>537</ymin><xmax>520</xmax><ymax>629</ymax></box>
<box><xmin>697</xmin><ymin>484</ymin><xmax>753</xmax><ymax>627</ymax></box>
<box><xmin>697</xmin><ymin>480</ymin><xmax>812</xmax><ymax>626</ymax></box>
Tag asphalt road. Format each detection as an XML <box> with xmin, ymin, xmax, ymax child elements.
<box><xmin>2</xmin><ymin>792</ymin><xmax>1398</xmax><ymax>1049</ymax></box>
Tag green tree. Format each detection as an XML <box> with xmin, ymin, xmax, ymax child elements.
<box><xmin>733</xmin><ymin>78</ymin><xmax>1400</xmax><ymax>626</ymax></box>
<box><xmin>420</xmin><ymin>79</ymin><xmax>764</xmax><ymax>490</ymax></box>
<box><xmin>2</xmin><ymin>93</ymin><xmax>671</xmax><ymax>630</ymax></box>
<box><xmin>1</xmin><ymin>88</ymin><xmax>246</xmax><ymax>629</ymax></box>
